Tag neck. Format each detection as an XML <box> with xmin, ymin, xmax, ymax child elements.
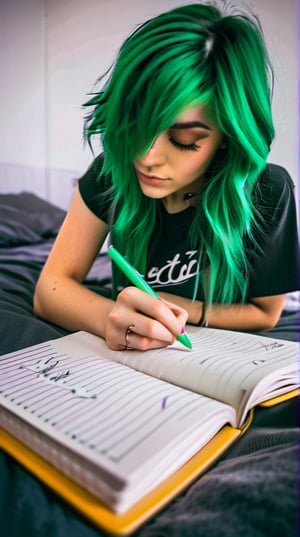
<box><xmin>162</xmin><ymin>191</ymin><xmax>200</xmax><ymax>213</ymax></box>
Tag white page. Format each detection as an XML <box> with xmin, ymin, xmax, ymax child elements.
<box><xmin>0</xmin><ymin>338</ymin><xmax>235</xmax><ymax>509</ymax></box>
<box><xmin>54</xmin><ymin>328</ymin><xmax>298</xmax><ymax>423</ymax></box>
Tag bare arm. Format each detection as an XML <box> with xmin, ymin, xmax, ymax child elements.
<box><xmin>158</xmin><ymin>292</ymin><xmax>285</xmax><ymax>331</ymax></box>
<box><xmin>34</xmin><ymin>186</ymin><xmax>113</xmax><ymax>336</ymax></box>
<box><xmin>34</xmin><ymin>187</ymin><xmax>187</xmax><ymax>350</ymax></box>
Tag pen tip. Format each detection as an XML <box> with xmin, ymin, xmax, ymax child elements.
<box><xmin>177</xmin><ymin>331</ymin><xmax>193</xmax><ymax>350</ymax></box>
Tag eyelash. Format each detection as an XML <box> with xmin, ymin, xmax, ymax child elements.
<box><xmin>168</xmin><ymin>137</ymin><xmax>199</xmax><ymax>152</ymax></box>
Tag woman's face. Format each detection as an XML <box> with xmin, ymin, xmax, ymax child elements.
<box><xmin>133</xmin><ymin>105</ymin><xmax>224</xmax><ymax>212</ymax></box>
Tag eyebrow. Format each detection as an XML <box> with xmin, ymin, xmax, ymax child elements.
<box><xmin>170</xmin><ymin>121</ymin><xmax>211</xmax><ymax>131</ymax></box>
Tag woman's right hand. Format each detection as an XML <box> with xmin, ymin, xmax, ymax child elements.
<box><xmin>105</xmin><ymin>286</ymin><xmax>188</xmax><ymax>351</ymax></box>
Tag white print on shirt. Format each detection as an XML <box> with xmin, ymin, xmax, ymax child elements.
<box><xmin>147</xmin><ymin>250</ymin><xmax>199</xmax><ymax>288</ymax></box>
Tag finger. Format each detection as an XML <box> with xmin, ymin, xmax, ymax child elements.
<box><xmin>159</xmin><ymin>298</ymin><xmax>189</xmax><ymax>328</ymax></box>
<box><xmin>122</xmin><ymin>328</ymin><xmax>170</xmax><ymax>351</ymax></box>
<box><xmin>117</xmin><ymin>311</ymin><xmax>176</xmax><ymax>346</ymax></box>
<box><xmin>106</xmin><ymin>310</ymin><xmax>176</xmax><ymax>351</ymax></box>
<box><xmin>118</xmin><ymin>287</ymin><xmax>188</xmax><ymax>337</ymax></box>
<box><xmin>106</xmin><ymin>321</ymin><xmax>171</xmax><ymax>352</ymax></box>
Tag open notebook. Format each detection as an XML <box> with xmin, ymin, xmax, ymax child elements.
<box><xmin>0</xmin><ymin>326</ymin><xmax>299</xmax><ymax>534</ymax></box>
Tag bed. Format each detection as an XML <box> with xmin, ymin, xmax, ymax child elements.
<box><xmin>0</xmin><ymin>191</ymin><xmax>299</xmax><ymax>537</ymax></box>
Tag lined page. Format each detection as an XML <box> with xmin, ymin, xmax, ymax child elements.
<box><xmin>0</xmin><ymin>339</ymin><xmax>234</xmax><ymax>496</ymax></box>
<box><xmin>107</xmin><ymin>327</ymin><xmax>299</xmax><ymax>422</ymax></box>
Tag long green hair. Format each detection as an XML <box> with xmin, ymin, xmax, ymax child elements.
<box><xmin>84</xmin><ymin>2</ymin><xmax>274</xmax><ymax>304</ymax></box>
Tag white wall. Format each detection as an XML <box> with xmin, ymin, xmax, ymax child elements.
<box><xmin>0</xmin><ymin>0</ymin><xmax>45</xmax><ymax>167</ymax></box>
<box><xmin>0</xmin><ymin>0</ymin><xmax>298</xmax><ymax>209</ymax></box>
<box><xmin>0</xmin><ymin>0</ymin><xmax>47</xmax><ymax>199</ymax></box>
<box><xmin>256</xmin><ymin>0</ymin><xmax>298</xmax><ymax>184</ymax></box>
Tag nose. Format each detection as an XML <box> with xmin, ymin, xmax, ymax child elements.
<box><xmin>137</xmin><ymin>135</ymin><xmax>167</xmax><ymax>168</ymax></box>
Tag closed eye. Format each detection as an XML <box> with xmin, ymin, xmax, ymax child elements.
<box><xmin>168</xmin><ymin>136</ymin><xmax>199</xmax><ymax>152</ymax></box>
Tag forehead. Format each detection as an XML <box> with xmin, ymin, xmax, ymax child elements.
<box><xmin>175</xmin><ymin>104</ymin><xmax>215</xmax><ymax>126</ymax></box>
<box><xmin>168</xmin><ymin>103</ymin><xmax>224</xmax><ymax>143</ymax></box>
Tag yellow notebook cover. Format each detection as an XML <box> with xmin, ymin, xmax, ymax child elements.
<box><xmin>1</xmin><ymin>424</ymin><xmax>241</xmax><ymax>535</ymax></box>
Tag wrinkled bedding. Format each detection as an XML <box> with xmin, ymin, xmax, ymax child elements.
<box><xmin>0</xmin><ymin>192</ymin><xmax>299</xmax><ymax>537</ymax></box>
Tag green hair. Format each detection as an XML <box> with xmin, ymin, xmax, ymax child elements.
<box><xmin>84</xmin><ymin>2</ymin><xmax>274</xmax><ymax>304</ymax></box>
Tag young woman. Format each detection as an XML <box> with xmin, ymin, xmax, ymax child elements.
<box><xmin>34</xmin><ymin>3</ymin><xmax>299</xmax><ymax>351</ymax></box>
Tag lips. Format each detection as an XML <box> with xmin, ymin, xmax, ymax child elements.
<box><xmin>135</xmin><ymin>169</ymin><xmax>167</xmax><ymax>186</ymax></box>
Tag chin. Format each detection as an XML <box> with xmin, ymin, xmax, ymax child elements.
<box><xmin>138</xmin><ymin>183</ymin><xmax>167</xmax><ymax>199</ymax></box>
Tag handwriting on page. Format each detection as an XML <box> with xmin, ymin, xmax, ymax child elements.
<box><xmin>251</xmin><ymin>342</ymin><xmax>284</xmax><ymax>364</ymax></box>
<box><xmin>20</xmin><ymin>356</ymin><xmax>97</xmax><ymax>399</ymax></box>
<box><xmin>254</xmin><ymin>341</ymin><xmax>284</xmax><ymax>351</ymax></box>
<box><xmin>1</xmin><ymin>342</ymin><xmax>230</xmax><ymax>466</ymax></box>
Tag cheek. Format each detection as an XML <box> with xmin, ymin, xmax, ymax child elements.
<box><xmin>192</xmin><ymin>143</ymin><xmax>221</xmax><ymax>171</ymax></box>
<box><xmin>185</xmin><ymin>153</ymin><xmax>212</xmax><ymax>179</ymax></box>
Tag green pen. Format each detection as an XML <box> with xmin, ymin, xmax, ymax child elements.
<box><xmin>108</xmin><ymin>245</ymin><xmax>192</xmax><ymax>350</ymax></box>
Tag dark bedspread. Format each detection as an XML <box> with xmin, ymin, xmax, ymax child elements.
<box><xmin>0</xmin><ymin>192</ymin><xmax>299</xmax><ymax>537</ymax></box>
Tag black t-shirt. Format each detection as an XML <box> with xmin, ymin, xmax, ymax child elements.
<box><xmin>79</xmin><ymin>155</ymin><xmax>300</xmax><ymax>300</ymax></box>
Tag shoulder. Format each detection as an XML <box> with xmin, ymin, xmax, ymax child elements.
<box><xmin>264</xmin><ymin>162</ymin><xmax>293</xmax><ymax>179</ymax></box>
<box><xmin>78</xmin><ymin>154</ymin><xmax>114</xmax><ymax>221</ymax></box>
<box><xmin>78</xmin><ymin>153</ymin><xmax>110</xmax><ymax>190</ymax></box>
<box><xmin>253</xmin><ymin>163</ymin><xmax>295</xmax><ymax>208</ymax></box>
<box><xmin>262</xmin><ymin>163</ymin><xmax>294</xmax><ymax>189</ymax></box>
